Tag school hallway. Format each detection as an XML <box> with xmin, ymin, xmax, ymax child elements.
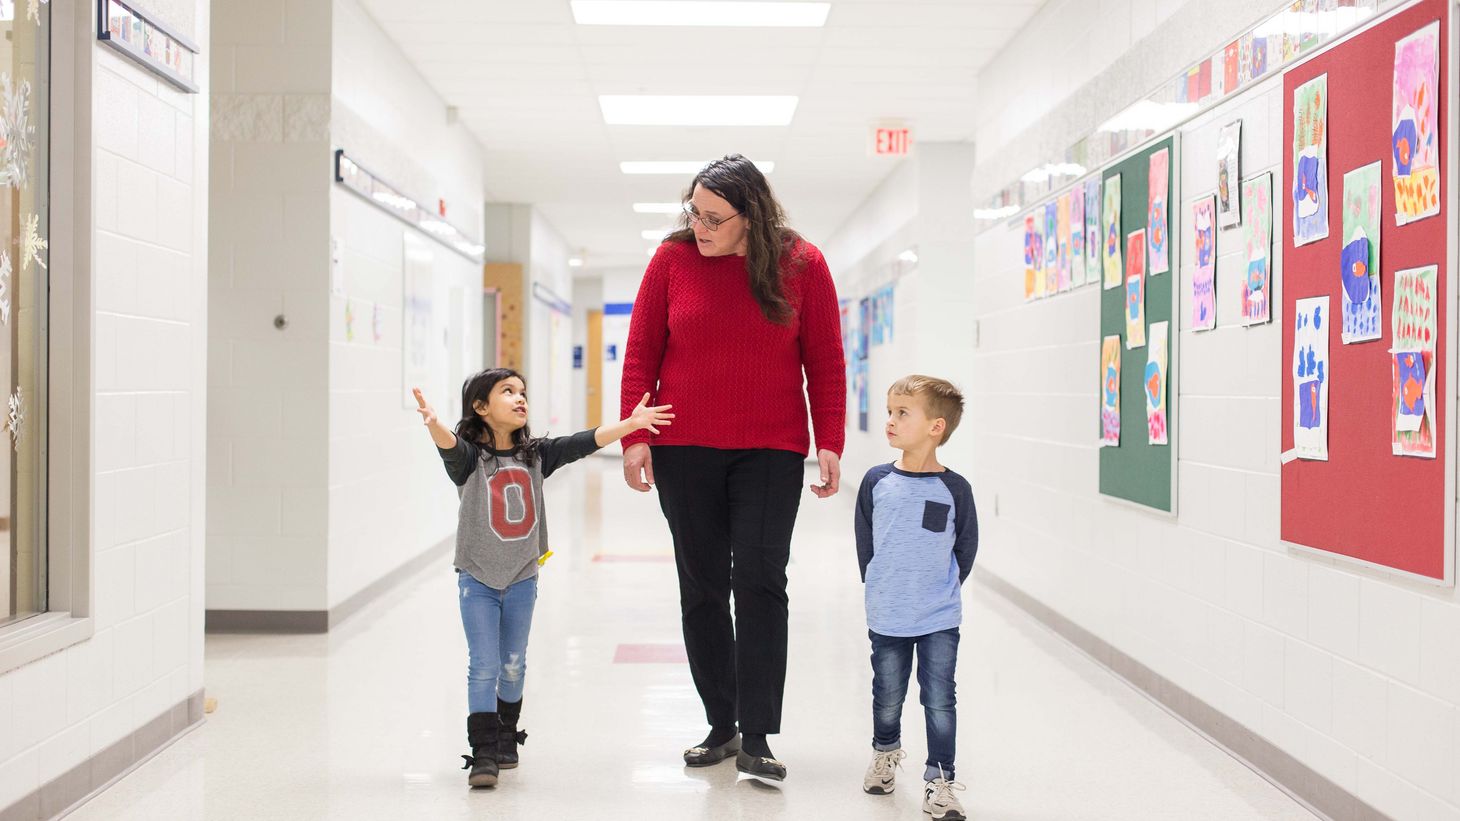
<box><xmin>62</xmin><ymin>458</ymin><xmax>1316</xmax><ymax>821</ymax></box>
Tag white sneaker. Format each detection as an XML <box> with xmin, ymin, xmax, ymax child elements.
<box><xmin>922</xmin><ymin>771</ymin><xmax>968</xmax><ymax>820</ymax></box>
<box><xmin>862</xmin><ymin>748</ymin><xmax>905</xmax><ymax>795</ymax></box>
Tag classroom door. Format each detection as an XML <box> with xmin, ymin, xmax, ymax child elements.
<box><xmin>587</xmin><ymin>309</ymin><xmax>603</xmax><ymax>428</ymax></box>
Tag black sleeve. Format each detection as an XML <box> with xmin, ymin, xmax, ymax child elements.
<box><xmin>539</xmin><ymin>429</ymin><xmax>603</xmax><ymax>479</ymax></box>
<box><xmin>943</xmin><ymin>473</ymin><xmax>979</xmax><ymax>583</ymax></box>
<box><xmin>854</xmin><ymin>467</ymin><xmax>884</xmax><ymax>582</ymax></box>
<box><xmin>437</xmin><ymin>437</ymin><xmax>481</xmax><ymax>487</ymax></box>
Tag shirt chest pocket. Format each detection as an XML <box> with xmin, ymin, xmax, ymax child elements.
<box><xmin>921</xmin><ymin>500</ymin><xmax>951</xmax><ymax>533</ymax></box>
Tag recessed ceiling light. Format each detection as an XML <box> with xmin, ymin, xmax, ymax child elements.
<box><xmin>633</xmin><ymin>202</ymin><xmax>683</xmax><ymax>214</ymax></box>
<box><xmin>568</xmin><ymin>257</ymin><xmax>584</xmax><ymax>268</ymax></box>
<box><xmin>600</xmin><ymin>95</ymin><xmax>798</xmax><ymax>126</ymax></box>
<box><xmin>620</xmin><ymin>160</ymin><xmax>775</xmax><ymax>175</ymax></box>
<box><xmin>571</xmin><ymin>1</ymin><xmax>830</xmax><ymax>27</ymax></box>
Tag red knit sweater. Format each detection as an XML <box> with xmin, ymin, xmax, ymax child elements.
<box><xmin>620</xmin><ymin>238</ymin><xmax>846</xmax><ymax>457</ymax></box>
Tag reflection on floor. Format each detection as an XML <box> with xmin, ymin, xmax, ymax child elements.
<box><xmin>66</xmin><ymin>457</ymin><xmax>1316</xmax><ymax>820</ymax></box>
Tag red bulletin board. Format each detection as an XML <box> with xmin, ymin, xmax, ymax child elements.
<box><xmin>1281</xmin><ymin>0</ymin><xmax>1451</xmax><ymax>582</ymax></box>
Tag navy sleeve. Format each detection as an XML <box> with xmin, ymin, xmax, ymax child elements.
<box><xmin>942</xmin><ymin>472</ymin><xmax>979</xmax><ymax>583</ymax></box>
<box><xmin>538</xmin><ymin>429</ymin><xmax>603</xmax><ymax>479</ymax></box>
<box><xmin>437</xmin><ymin>437</ymin><xmax>481</xmax><ymax>487</ymax></box>
<box><xmin>855</xmin><ymin>465</ymin><xmax>891</xmax><ymax>582</ymax></box>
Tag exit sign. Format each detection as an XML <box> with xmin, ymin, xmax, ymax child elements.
<box><xmin>871</xmin><ymin>124</ymin><xmax>913</xmax><ymax>157</ymax></box>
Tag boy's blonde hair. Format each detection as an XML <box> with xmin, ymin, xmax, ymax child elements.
<box><xmin>889</xmin><ymin>375</ymin><xmax>965</xmax><ymax>445</ymax></box>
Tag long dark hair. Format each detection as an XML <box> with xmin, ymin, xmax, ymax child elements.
<box><xmin>666</xmin><ymin>154</ymin><xmax>802</xmax><ymax>324</ymax></box>
<box><xmin>454</xmin><ymin>367</ymin><xmax>541</xmax><ymax>467</ymax></box>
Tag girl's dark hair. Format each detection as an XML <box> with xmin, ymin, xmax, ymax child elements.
<box><xmin>666</xmin><ymin>154</ymin><xmax>803</xmax><ymax>324</ymax></box>
<box><xmin>455</xmin><ymin>367</ymin><xmax>541</xmax><ymax>467</ymax></box>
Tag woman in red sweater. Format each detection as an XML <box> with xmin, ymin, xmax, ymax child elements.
<box><xmin>620</xmin><ymin>154</ymin><xmax>846</xmax><ymax>781</ymax></box>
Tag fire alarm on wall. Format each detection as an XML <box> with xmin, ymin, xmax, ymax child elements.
<box><xmin>438</xmin><ymin>199</ymin><xmax>446</xmax><ymax>217</ymax></box>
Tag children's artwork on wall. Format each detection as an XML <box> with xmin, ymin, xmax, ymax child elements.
<box><xmin>1029</xmin><ymin>212</ymin><xmax>1045</xmax><ymax>299</ymax></box>
<box><xmin>1070</xmin><ymin>186</ymin><xmax>1086</xmax><ymax>287</ymax></box>
<box><xmin>1192</xmin><ymin>196</ymin><xmax>1217</xmax><ymax>331</ymax></box>
<box><xmin>1043</xmin><ymin>202</ymin><xmax>1059</xmax><ymax>296</ymax></box>
<box><xmin>1102</xmin><ymin>174</ymin><xmax>1123</xmax><ymax>289</ymax></box>
<box><xmin>1340</xmin><ymin>161</ymin><xmax>1383</xmax><ymax>343</ymax></box>
<box><xmin>1391</xmin><ymin>21</ymin><xmax>1440</xmax><ymax>225</ymax></box>
<box><xmin>1394</xmin><ymin>350</ymin><xmax>1427</xmax><ymax>432</ymax></box>
<box><xmin>1292</xmin><ymin>74</ymin><xmax>1330</xmax><ymax>246</ymax></box>
<box><xmin>1084</xmin><ymin>179</ymin><xmax>1102</xmax><ymax>285</ymax></box>
<box><xmin>1238</xmin><ymin>34</ymin><xmax>1254</xmax><ymax>86</ymax></box>
<box><xmin>1217</xmin><ymin>120</ymin><xmax>1242</xmax><ymax>228</ymax></box>
<box><xmin>857</xmin><ymin>297</ymin><xmax>872</xmax><ymax>432</ymax></box>
<box><xmin>1240</xmin><ymin>173</ymin><xmax>1273</xmax><ymax>325</ymax></box>
<box><xmin>1223</xmin><ymin>40</ymin><xmax>1240</xmax><ymax>93</ymax></box>
<box><xmin>1391</xmin><ymin>264</ymin><xmax>1437</xmax><ymax>457</ymax></box>
<box><xmin>1056</xmin><ymin>193</ymin><xmax>1073</xmax><ymax>292</ymax></box>
<box><xmin>1292</xmin><ymin>295</ymin><xmax>1330</xmax><ymax>460</ymax></box>
<box><xmin>1100</xmin><ymin>335</ymin><xmax>1121</xmax><ymax>447</ymax></box>
<box><xmin>1146</xmin><ymin>321</ymin><xmax>1169</xmax><ymax>445</ymax></box>
<box><xmin>1125</xmin><ymin>229</ymin><xmax>1146</xmax><ymax>349</ymax></box>
<box><xmin>1252</xmin><ymin>35</ymin><xmax>1269</xmax><ymax>78</ymax></box>
<box><xmin>1027</xmin><ymin>211</ymin><xmax>1039</xmax><ymax>299</ymax></box>
<box><xmin>345</xmin><ymin>299</ymin><xmax>355</xmax><ymax>342</ymax></box>
<box><xmin>1147</xmin><ymin>148</ymin><xmax>1170</xmax><ymax>275</ymax></box>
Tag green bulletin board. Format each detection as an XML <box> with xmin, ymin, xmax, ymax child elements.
<box><xmin>1099</xmin><ymin>135</ymin><xmax>1178</xmax><ymax>512</ymax></box>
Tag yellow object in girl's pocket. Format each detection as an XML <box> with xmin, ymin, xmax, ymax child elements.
<box><xmin>537</xmin><ymin>550</ymin><xmax>554</xmax><ymax>567</ymax></box>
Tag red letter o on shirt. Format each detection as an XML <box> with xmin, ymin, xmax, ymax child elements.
<box><xmin>487</xmin><ymin>466</ymin><xmax>538</xmax><ymax>541</ymax></box>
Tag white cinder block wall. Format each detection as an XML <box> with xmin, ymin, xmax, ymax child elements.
<box><xmin>966</xmin><ymin>3</ymin><xmax>1460</xmax><ymax>820</ymax></box>
<box><xmin>0</xmin><ymin>0</ymin><xmax>211</xmax><ymax>811</ymax></box>
<box><xmin>208</xmin><ymin>0</ymin><xmax>488</xmax><ymax>618</ymax></box>
<box><xmin>526</xmin><ymin>211</ymin><xmax>575</xmax><ymax>436</ymax></box>
<box><xmin>207</xmin><ymin>0</ymin><xmax>332</xmax><ymax>613</ymax></box>
<box><xmin>824</xmin><ymin>144</ymin><xmax>976</xmax><ymax>476</ymax></box>
<box><xmin>327</xmin><ymin>0</ymin><xmax>486</xmax><ymax>610</ymax></box>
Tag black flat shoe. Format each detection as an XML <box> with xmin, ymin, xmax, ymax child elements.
<box><xmin>683</xmin><ymin>734</ymin><xmax>740</xmax><ymax>767</ymax></box>
<box><xmin>735</xmin><ymin>750</ymin><xmax>787</xmax><ymax>781</ymax></box>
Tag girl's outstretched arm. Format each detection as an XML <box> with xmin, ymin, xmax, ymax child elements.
<box><xmin>595</xmin><ymin>393</ymin><xmax>673</xmax><ymax>448</ymax></box>
<box><xmin>413</xmin><ymin>388</ymin><xmax>458</xmax><ymax>449</ymax></box>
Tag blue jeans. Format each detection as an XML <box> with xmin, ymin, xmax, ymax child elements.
<box><xmin>458</xmin><ymin>572</ymin><xmax>537</xmax><ymax>713</ymax></box>
<box><xmin>870</xmin><ymin>627</ymin><xmax>959</xmax><ymax>782</ymax></box>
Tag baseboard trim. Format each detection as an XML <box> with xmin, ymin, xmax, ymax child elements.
<box><xmin>0</xmin><ymin>690</ymin><xmax>204</xmax><ymax>821</ymax></box>
<box><xmin>205</xmin><ymin>536</ymin><xmax>454</xmax><ymax>634</ymax></box>
<box><xmin>973</xmin><ymin>568</ymin><xmax>1389</xmax><ymax>821</ymax></box>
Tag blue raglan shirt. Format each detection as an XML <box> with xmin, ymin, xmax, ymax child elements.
<box><xmin>855</xmin><ymin>464</ymin><xmax>979</xmax><ymax>637</ymax></box>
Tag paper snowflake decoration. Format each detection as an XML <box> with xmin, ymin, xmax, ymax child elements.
<box><xmin>0</xmin><ymin>74</ymin><xmax>33</xmax><ymax>190</ymax></box>
<box><xmin>6</xmin><ymin>387</ymin><xmax>22</xmax><ymax>452</ymax></box>
<box><xmin>21</xmin><ymin>211</ymin><xmax>45</xmax><ymax>271</ymax></box>
<box><xmin>0</xmin><ymin>251</ymin><xmax>11</xmax><ymax>326</ymax></box>
<box><xmin>27</xmin><ymin>0</ymin><xmax>49</xmax><ymax>26</ymax></box>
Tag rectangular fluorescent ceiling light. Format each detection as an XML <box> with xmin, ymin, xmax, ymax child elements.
<box><xmin>621</xmin><ymin>160</ymin><xmax>775</xmax><ymax>175</ymax></box>
<box><xmin>634</xmin><ymin>202</ymin><xmax>683</xmax><ymax>214</ymax></box>
<box><xmin>572</xmin><ymin>2</ymin><xmax>830</xmax><ymax>27</ymax></box>
<box><xmin>600</xmin><ymin>95</ymin><xmax>797</xmax><ymax>126</ymax></box>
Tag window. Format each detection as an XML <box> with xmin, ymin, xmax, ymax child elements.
<box><xmin>0</xmin><ymin>0</ymin><xmax>50</xmax><ymax>628</ymax></box>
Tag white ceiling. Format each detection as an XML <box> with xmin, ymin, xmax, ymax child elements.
<box><xmin>357</xmin><ymin>0</ymin><xmax>1045</xmax><ymax>271</ymax></box>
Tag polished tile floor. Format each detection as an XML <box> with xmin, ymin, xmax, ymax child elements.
<box><xmin>68</xmin><ymin>458</ymin><xmax>1317</xmax><ymax>820</ymax></box>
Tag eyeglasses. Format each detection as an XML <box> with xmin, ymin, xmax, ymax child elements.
<box><xmin>683</xmin><ymin>202</ymin><xmax>741</xmax><ymax>232</ymax></box>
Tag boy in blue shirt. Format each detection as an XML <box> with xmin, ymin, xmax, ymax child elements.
<box><xmin>855</xmin><ymin>375</ymin><xmax>977</xmax><ymax>821</ymax></box>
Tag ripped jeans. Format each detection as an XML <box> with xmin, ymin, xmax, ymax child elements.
<box><xmin>458</xmin><ymin>571</ymin><xmax>537</xmax><ymax>713</ymax></box>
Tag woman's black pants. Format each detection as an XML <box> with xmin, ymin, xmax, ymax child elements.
<box><xmin>651</xmin><ymin>446</ymin><xmax>805</xmax><ymax>735</ymax></box>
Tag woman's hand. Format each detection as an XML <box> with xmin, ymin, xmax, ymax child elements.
<box><xmin>623</xmin><ymin>443</ymin><xmax>655</xmax><ymax>492</ymax></box>
<box><xmin>628</xmin><ymin>393</ymin><xmax>675</xmax><ymax>434</ymax></box>
<box><xmin>810</xmin><ymin>449</ymin><xmax>841</xmax><ymax>499</ymax></box>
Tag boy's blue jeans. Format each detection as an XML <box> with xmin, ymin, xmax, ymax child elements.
<box><xmin>869</xmin><ymin>627</ymin><xmax>959</xmax><ymax>782</ymax></box>
<box><xmin>458</xmin><ymin>571</ymin><xmax>537</xmax><ymax>713</ymax></box>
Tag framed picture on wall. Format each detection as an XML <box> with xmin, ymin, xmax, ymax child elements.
<box><xmin>95</xmin><ymin>0</ymin><xmax>200</xmax><ymax>92</ymax></box>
